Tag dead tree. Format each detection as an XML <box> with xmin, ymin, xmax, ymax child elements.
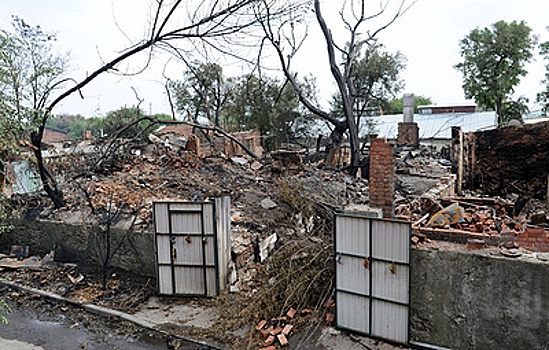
<box><xmin>259</xmin><ymin>0</ymin><xmax>412</xmax><ymax>175</ymax></box>
<box><xmin>31</xmin><ymin>0</ymin><xmax>296</xmax><ymax>208</ymax></box>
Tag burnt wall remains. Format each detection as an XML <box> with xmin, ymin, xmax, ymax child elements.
<box><xmin>464</xmin><ymin>121</ymin><xmax>549</xmax><ymax>198</ymax></box>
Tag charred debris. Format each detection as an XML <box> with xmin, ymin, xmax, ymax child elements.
<box><xmin>1</xmin><ymin>120</ymin><xmax>549</xmax><ymax>349</ymax></box>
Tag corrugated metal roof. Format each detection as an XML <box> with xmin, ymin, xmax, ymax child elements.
<box><xmin>368</xmin><ymin>111</ymin><xmax>498</xmax><ymax>139</ymax></box>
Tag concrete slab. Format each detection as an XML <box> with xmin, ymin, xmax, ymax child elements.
<box><xmin>133</xmin><ymin>298</ymin><xmax>217</xmax><ymax>329</ymax></box>
<box><xmin>0</xmin><ymin>337</ymin><xmax>44</xmax><ymax>350</ymax></box>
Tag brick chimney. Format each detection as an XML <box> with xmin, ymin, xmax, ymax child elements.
<box><xmin>369</xmin><ymin>136</ymin><xmax>395</xmax><ymax>218</ymax></box>
<box><xmin>397</xmin><ymin>93</ymin><xmax>419</xmax><ymax>148</ymax></box>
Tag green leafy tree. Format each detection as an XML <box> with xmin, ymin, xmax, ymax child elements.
<box><xmin>455</xmin><ymin>20</ymin><xmax>536</xmax><ymax>124</ymax></box>
<box><xmin>537</xmin><ymin>30</ymin><xmax>549</xmax><ymax>115</ymax></box>
<box><xmin>502</xmin><ymin>96</ymin><xmax>529</xmax><ymax>120</ymax></box>
<box><xmin>170</xmin><ymin>62</ymin><xmax>229</xmax><ymax>127</ymax></box>
<box><xmin>386</xmin><ymin>95</ymin><xmax>433</xmax><ymax>114</ymax></box>
<box><xmin>100</xmin><ymin>107</ymin><xmax>170</xmax><ymax>141</ymax></box>
<box><xmin>329</xmin><ymin>42</ymin><xmax>406</xmax><ymax>138</ymax></box>
<box><xmin>262</xmin><ymin>0</ymin><xmax>412</xmax><ymax>174</ymax></box>
<box><xmin>225</xmin><ymin>74</ymin><xmax>313</xmax><ymax>151</ymax></box>
<box><xmin>46</xmin><ymin>113</ymin><xmax>87</xmax><ymax>138</ymax></box>
<box><xmin>331</xmin><ymin>42</ymin><xmax>406</xmax><ymax>116</ymax></box>
<box><xmin>0</xmin><ymin>17</ymin><xmax>69</xmax><ymax>207</ymax></box>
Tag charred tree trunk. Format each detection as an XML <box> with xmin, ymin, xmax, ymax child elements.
<box><xmin>30</xmin><ymin>126</ymin><xmax>65</xmax><ymax>209</ymax></box>
<box><xmin>325</xmin><ymin>121</ymin><xmax>347</xmax><ymax>165</ymax></box>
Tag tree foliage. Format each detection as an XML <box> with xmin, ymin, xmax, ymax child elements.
<box><xmin>335</xmin><ymin>42</ymin><xmax>405</xmax><ymax>112</ymax></box>
<box><xmin>331</xmin><ymin>42</ymin><xmax>406</xmax><ymax>126</ymax></box>
<box><xmin>455</xmin><ymin>20</ymin><xmax>536</xmax><ymax>123</ymax></box>
<box><xmin>170</xmin><ymin>62</ymin><xmax>228</xmax><ymax>127</ymax></box>
<box><xmin>0</xmin><ymin>17</ymin><xmax>69</xmax><ymax>207</ymax></box>
<box><xmin>0</xmin><ymin>16</ymin><xmax>68</xmax><ymax>122</ymax></box>
<box><xmin>225</xmin><ymin>74</ymin><xmax>314</xmax><ymax>151</ymax></box>
<box><xmin>385</xmin><ymin>95</ymin><xmax>433</xmax><ymax>114</ymax></box>
<box><xmin>169</xmin><ymin>60</ymin><xmax>316</xmax><ymax>152</ymax></box>
<box><xmin>537</xmin><ymin>30</ymin><xmax>549</xmax><ymax>115</ymax></box>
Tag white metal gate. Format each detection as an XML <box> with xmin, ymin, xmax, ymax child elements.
<box><xmin>153</xmin><ymin>197</ymin><xmax>230</xmax><ymax>297</ymax></box>
<box><xmin>335</xmin><ymin>213</ymin><xmax>410</xmax><ymax>344</ymax></box>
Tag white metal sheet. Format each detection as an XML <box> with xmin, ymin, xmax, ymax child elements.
<box><xmin>156</xmin><ymin>235</ymin><xmax>171</xmax><ymax>264</ymax></box>
<box><xmin>335</xmin><ymin>216</ymin><xmax>370</xmax><ymax>257</ymax></box>
<box><xmin>158</xmin><ymin>266</ymin><xmax>172</xmax><ymax>294</ymax></box>
<box><xmin>174</xmin><ymin>267</ymin><xmax>205</xmax><ymax>295</ymax></box>
<box><xmin>170</xmin><ymin>203</ymin><xmax>202</xmax><ymax>212</ymax></box>
<box><xmin>171</xmin><ymin>212</ymin><xmax>202</xmax><ymax>234</ymax></box>
<box><xmin>335</xmin><ymin>216</ymin><xmax>410</xmax><ymax>344</ymax></box>
<box><xmin>336</xmin><ymin>292</ymin><xmax>370</xmax><ymax>333</ymax></box>
<box><xmin>371</xmin><ymin>300</ymin><xmax>409</xmax><ymax>343</ymax></box>
<box><xmin>202</xmin><ymin>203</ymin><xmax>215</xmax><ymax>234</ymax></box>
<box><xmin>336</xmin><ymin>255</ymin><xmax>370</xmax><ymax>296</ymax></box>
<box><xmin>172</xmin><ymin>236</ymin><xmax>203</xmax><ymax>265</ymax></box>
<box><xmin>215</xmin><ymin>196</ymin><xmax>231</xmax><ymax>292</ymax></box>
<box><xmin>154</xmin><ymin>203</ymin><xmax>169</xmax><ymax>234</ymax></box>
<box><xmin>371</xmin><ymin>261</ymin><xmax>409</xmax><ymax>303</ymax></box>
<box><xmin>371</xmin><ymin>220</ymin><xmax>409</xmax><ymax>263</ymax></box>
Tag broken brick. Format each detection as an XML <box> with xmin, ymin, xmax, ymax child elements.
<box><xmin>269</xmin><ymin>327</ymin><xmax>283</xmax><ymax>336</ymax></box>
<box><xmin>255</xmin><ymin>319</ymin><xmax>268</xmax><ymax>331</ymax></box>
<box><xmin>525</xmin><ymin>227</ymin><xmax>546</xmax><ymax>238</ymax></box>
<box><xmin>261</xmin><ymin>326</ymin><xmax>274</xmax><ymax>338</ymax></box>
<box><xmin>259</xmin><ymin>347</ymin><xmax>276</xmax><ymax>350</ymax></box>
<box><xmin>286</xmin><ymin>307</ymin><xmax>296</xmax><ymax>319</ymax></box>
<box><xmin>467</xmin><ymin>239</ymin><xmax>486</xmax><ymax>250</ymax></box>
<box><xmin>282</xmin><ymin>324</ymin><xmax>293</xmax><ymax>335</ymax></box>
<box><xmin>277</xmin><ymin>333</ymin><xmax>289</xmax><ymax>346</ymax></box>
<box><xmin>263</xmin><ymin>335</ymin><xmax>275</xmax><ymax>346</ymax></box>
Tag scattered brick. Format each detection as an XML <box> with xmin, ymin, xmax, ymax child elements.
<box><xmin>286</xmin><ymin>307</ymin><xmax>296</xmax><ymax>319</ymax></box>
<box><xmin>255</xmin><ymin>319</ymin><xmax>268</xmax><ymax>331</ymax></box>
<box><xmin>277</xmin><ymin>333</ymin><xmax>289</xmax><ymax>346</ymax></box>
<box><xmin>270</xmin><ymin>327</ymin><xmax>283</xmax><ymax>336</ymax></box>
<box><xmin>466</xmin><ymin>239</ymin><xmax>486</xmax><ymax>250</ymax></box>
<box><xmin>263</xmin><ymin>335</ymin><xmax>275</xmax><ymax>346</ymax></box>
<box><xmin>282</xmin><ymin>324</ymin><xmax>293</xmax><ymax>335</ymax></box>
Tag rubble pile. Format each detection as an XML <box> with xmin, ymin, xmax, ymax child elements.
<box><xmin>395</xmin><ymin>146</ymin><xmax>452</xmax><ymax>177</ymax></box>
<box><xmin>402</xmin><ymin>194</ymin><xmax>549</xmax><ymax>253</ymax></box>
<box><xmin>30</xmin><ymin>145</ymin><xmax>373</xmax><ymax>347</ymax></box>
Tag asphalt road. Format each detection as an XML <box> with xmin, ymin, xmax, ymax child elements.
<box><xmin>0</xmin><ymin>300</ymin><xmax>172</xmax><ymax>350</ymax></box>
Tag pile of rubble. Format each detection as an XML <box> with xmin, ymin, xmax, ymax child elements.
<box><xmin>402</xmin><ymin>194</ymin><xmax>549</xmax><ymax>253</ymax></box>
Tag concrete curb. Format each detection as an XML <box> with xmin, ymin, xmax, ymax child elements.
<box><xmin>0</xmin><ymin>279</ymin><xmax>225</xmax><ymax>350</ymax></box>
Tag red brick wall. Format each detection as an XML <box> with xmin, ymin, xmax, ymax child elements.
<box><xmin>509</xmin><ymin>227</ymin><xmax>549</xmax><ymax>252</ymax></box>
<box><xmin>369</xmin><ymin>137</ymin><xmax>395</xmax><ymax>218</ymax></box>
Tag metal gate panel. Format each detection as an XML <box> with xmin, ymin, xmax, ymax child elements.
<box><xmin>335</xmin><ymin>213</ymin><xmax>410</xmax><ymax>345</ymax></box>
<box><xmin>154</xmin><ymin>201</ymin><xmax>224</xmax><ymax>297</ymax></box>
<box><xmin>335</xmin><ymin>216</ymin><xmax>370</xmax><ymax>256</ymax></box>
<box><xmin>336</xmin><ymin>292</ymin><xmax>370</xmax><ymax>332</ymax></box>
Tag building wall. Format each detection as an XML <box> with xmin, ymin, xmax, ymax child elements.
<box><xmin>411</xmin><ymin>248</ymin><xmax>549</xmax><ymax>349</ymax></box>
<box><xmin>2</xmin><ymin>219</ymin><xmax>156</xmax><ymax>277</ymax></box>
<box><xmin>4</xmin><ymin>219</ymin><xmax>549</xmax><ymax>349</ymax></box>
<box><xmin>464</xmin><ymin>121</ymin><xmax>549</xmax><ymax>197</ymax></box>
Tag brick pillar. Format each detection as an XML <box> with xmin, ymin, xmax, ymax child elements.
<box><xmin>397</xmin><ymin>122</ymin><xmax>419</xmax><ymax>148</ymax></box>
<box><xmin>369</xmin><ymin>137</ymin><xmax>395</xmax><ymax>218</ymax></box>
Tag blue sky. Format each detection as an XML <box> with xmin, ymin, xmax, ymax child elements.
<box><xmin>0</xmin><ymin>0</ymin><xmax>548</xmax><ymax>117</ymax></box>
